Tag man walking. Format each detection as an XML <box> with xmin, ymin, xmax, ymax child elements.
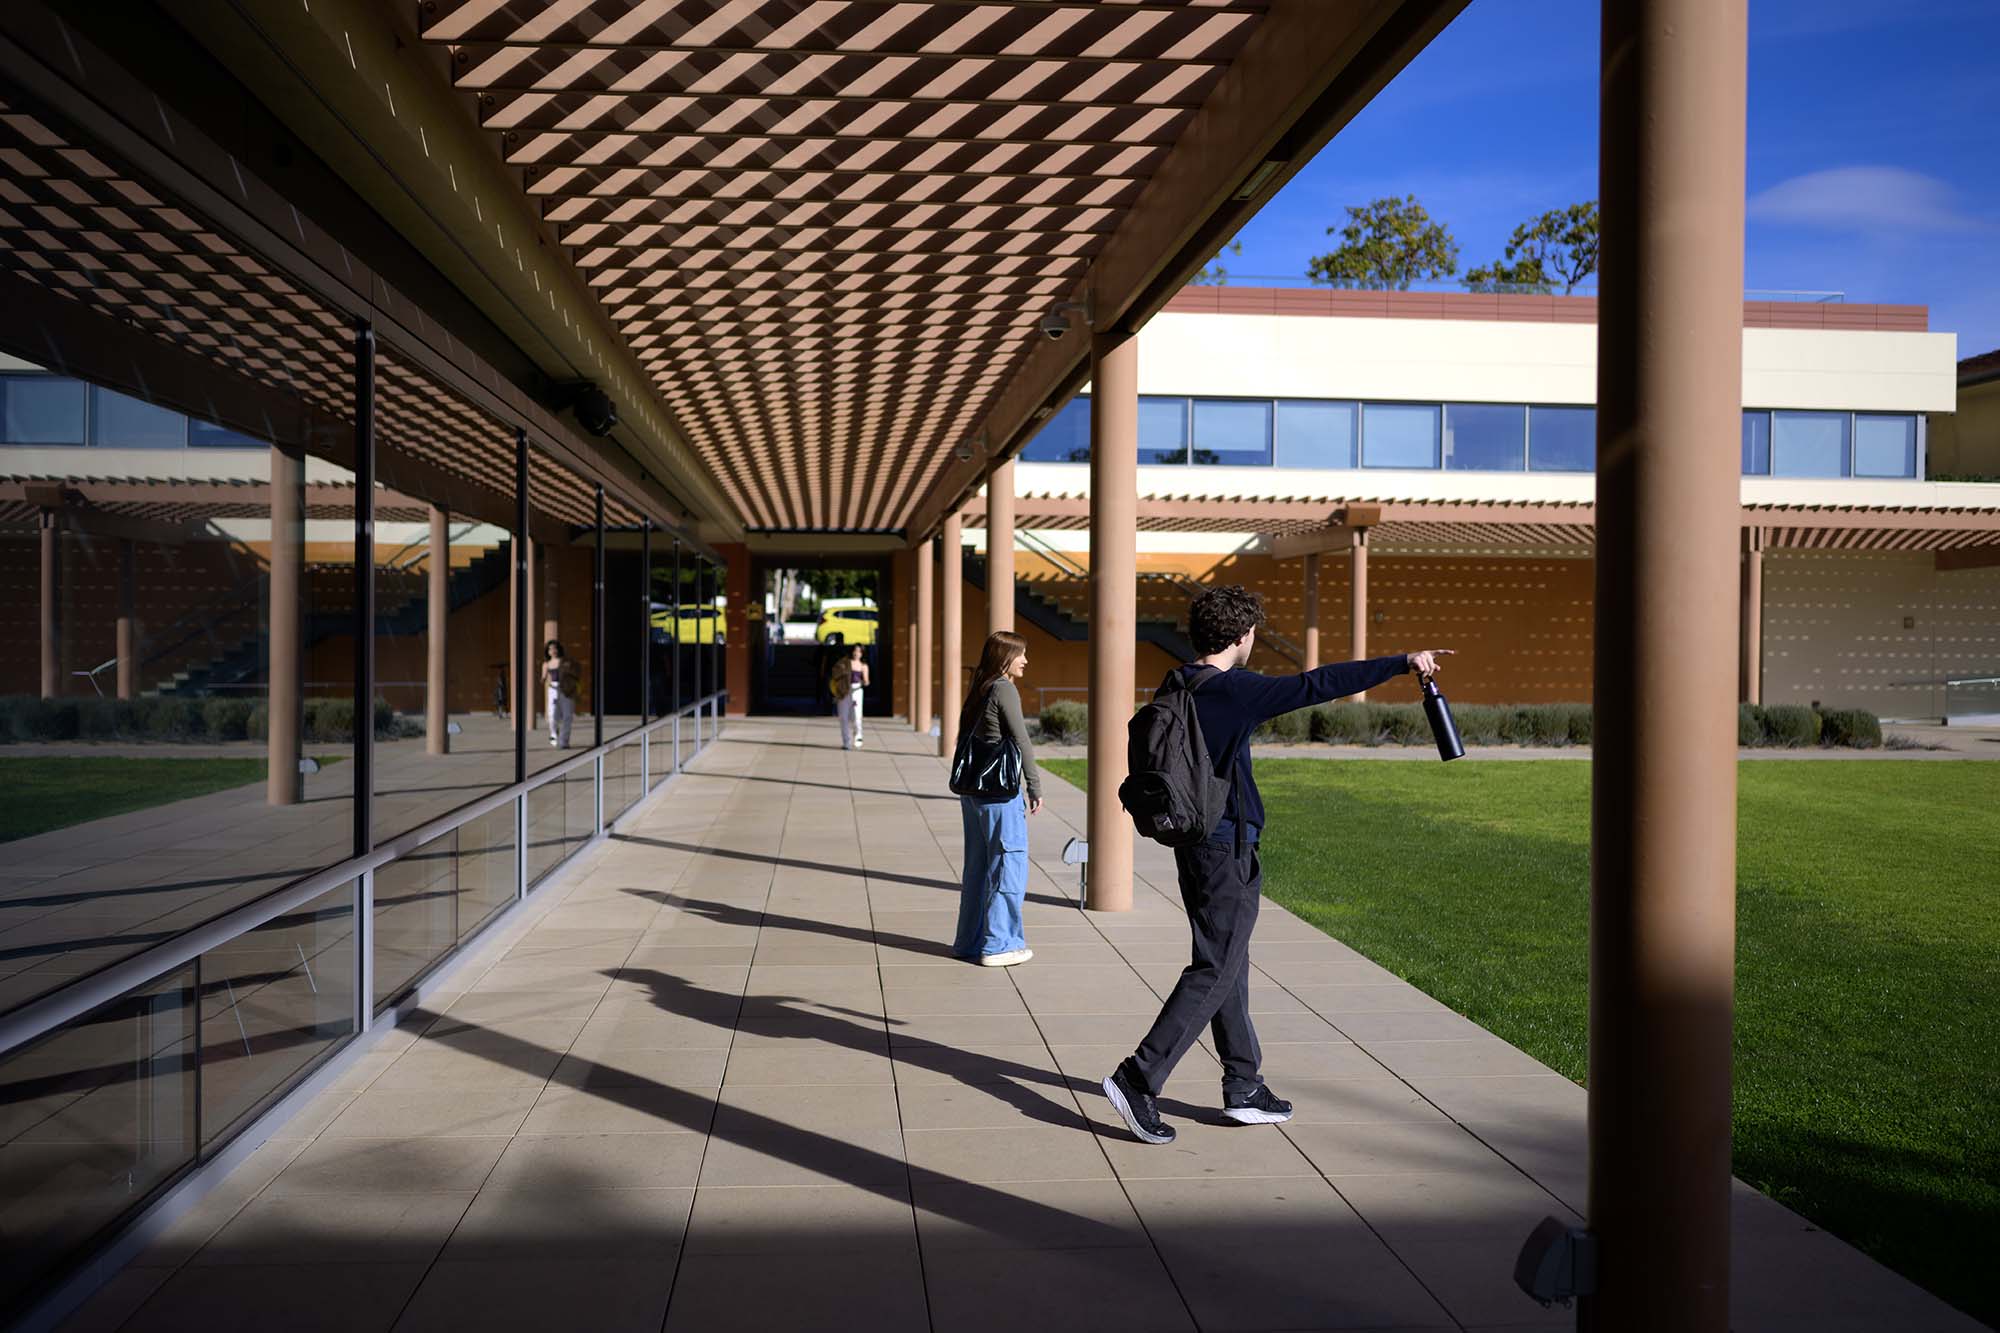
<box><xmin>1103</xmin><ymin>585</ymin><xmax>1451</xmax><ymax>1144</ymax></box>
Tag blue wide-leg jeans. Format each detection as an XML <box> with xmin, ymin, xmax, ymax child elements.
<box><xmin>953</xmin><ymin>792</ymin><xmax>1028</xmax><ymax>959</ymax></box>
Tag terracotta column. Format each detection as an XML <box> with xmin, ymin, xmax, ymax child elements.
<box><xmin>914</xmin><ymin>537</ymin><xmax>933</xmax><ymax>732</ymax></box>
<box><xmin>267</xmin><ymin>445</ymin><xmax>305</xmax><ymax>805</ymax></box>
<box><xmin>1582</xmin><ymin>0</ymin><xmax>1746</xmax><ymax>1328</ymax></box>
<box><xmin>987</xmin><ymin>459</ymin><xmax>1016</xmax><ymax>636</ymax></box>
<box><xmin>939</xmin><ymin>511</ymin><xmax>963</xmax><ymax>757</ymax></box>
<box><xmin>1740</xmin><ymin>527</ymin><xmax>1763</xmax><ymax>705</ymax></box>
<box><xmin>1087</xmin><ymin>329</ymin><xmax>1137</xmax><ymax>912</ymax></box>
<box><xmin>1348</xmin><ymin>528</ymin><xmax>1369</xmax><ymax>696</ymax></box>
<box><xmin>1302</xmin><ymin>552</ymin><xmax>1321</xmax><ymax>670</ymax></box>
<box><xmin>38</xmin><ymin>512</ymin><xmax>58</xmax><ymax>699</ymax></box>
<box><xmin>426</xmin><ymin>506</ymin><xmax>449</xmax><ymax>754</ymax></box>
<box><xmin>116</xmin><ymin>538</ymin><xmax>137</xmax><ymax>700</ymax></box>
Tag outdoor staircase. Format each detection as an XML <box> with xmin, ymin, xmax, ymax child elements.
<box><xmin>964</xmin><ymin>531</ymin><xmax>1304</xmax><ymax>673</ymax></box>
<box><xmin>148</xmin><ymin>542</ymin><xmax>513</xmax><ymax>697</ymax></box>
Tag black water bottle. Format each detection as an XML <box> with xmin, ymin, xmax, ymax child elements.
<box><xmin>1420</xmin><ymin>674</ymin><xmax>1465</xmax><ymax>762</ymax></box>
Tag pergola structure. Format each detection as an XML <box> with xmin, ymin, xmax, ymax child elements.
<box><xmin>0</xmin><ymin>0</ymin><xmax>1812</xmax><ymax>1327</ymax></box>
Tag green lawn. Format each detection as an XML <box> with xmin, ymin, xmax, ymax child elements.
<box><xmin>1044</xmin><ymin>757</ymin><xmax>2000</xmax><ymax>1326</ymax></box>
<box><xmin>0</xmin><ymin>756</ymin><xmax>283</xmax><ymax>842</ymax></box>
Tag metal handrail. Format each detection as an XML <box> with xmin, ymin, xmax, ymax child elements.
<box><xmin>1014</xmin><ymin>528</ymin><xmax>1087</xmax><ymax>579</ymax></box>
<box><xmin>0</xmin><ymin>690</ymin><xmax>727</xmax><ymax>1061</ymax></box>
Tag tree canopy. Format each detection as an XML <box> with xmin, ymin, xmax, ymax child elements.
<box><xmin>1305</xmin><ymin>195</ymin><xmax>1459</xmax><ymax>290</ymax></box>
<box><xmin>1191</xmin><ymin>238</ymin><xmax>1244</xmax><ymax>286</ymax></box>
<box><xmin>1464</xmin><ymin>201</ymin><xmax>1600</xmax><ymax>294</ymax></box>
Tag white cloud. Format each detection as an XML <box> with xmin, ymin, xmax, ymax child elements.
<box><xmin>1748</xmin><ymin>166</ymin><xmax>1985</xmax><ymax>234</ymax></box>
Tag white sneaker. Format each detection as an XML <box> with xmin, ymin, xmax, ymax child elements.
<box><xmin>853</xmin><ymin>739</ymin><xmax>864</xmax><ymax>748</ymax></box>
<box><xmin>977</xmin><ymin>948</ymin><xmax>1033</xmax><ymax>968</ymax></box>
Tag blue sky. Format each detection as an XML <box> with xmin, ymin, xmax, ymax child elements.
<box><xmin>1229</xmin><ymin>0</ymin><xmax>2000</xmax><ymax>356</ymax></box>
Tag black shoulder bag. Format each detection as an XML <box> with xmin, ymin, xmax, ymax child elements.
<box><xmin>948</xmin><ymin>686</ymin><xmax>1023</xmax><ymax>800</ymax></box>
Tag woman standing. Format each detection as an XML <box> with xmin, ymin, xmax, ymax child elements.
<box><xmin>952</xmin><ymin>631</ymin><xmax>1042</xmax><ymax>967</ymax></box>
<box><xmin>832</xmin><ymin>643</ymin><xmax>870</xmax><ymax>750</ymax></box>
<box><xmin>540</xmin><ymin>639</ymin><xmax>575</xmax><ymax>748</ymax></box>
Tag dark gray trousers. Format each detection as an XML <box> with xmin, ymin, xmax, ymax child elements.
<box><xmin>1127</xmin><ymin>838</ymin><xmax>1264</xmax><ymax>1098</ymax></box>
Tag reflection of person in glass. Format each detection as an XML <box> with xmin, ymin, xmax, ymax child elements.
<box><xmin>540</xmin><ymin>640</ymin><xmax>576</xmax><ymax>748</ymax></box>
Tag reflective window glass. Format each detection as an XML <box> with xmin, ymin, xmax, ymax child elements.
<box><xmin>0</xmin><ymin>376</ymin><xmax>87</xmax><ymax>444</ymax></box>
<box><xmin>1773</xmin><ymin>410</ymin><xmax>1849</xmax><ymax>477</ymax></box>
<box><xmin>188</xmin><ymin>419</ymin><xmax>267</xmax><ymax>449</ymax></box>
<box><xmin>1137</xmin><ymin>397</ymin><xmax>1188</xmax><ymax>464</ymax></box>
<box><xmin>202</xmin><ymin>882</ymin><xmax>354</xmax><ymax>1141</ymax></box>
<box><xmin>1190</xmin><ymin>399</ymin><xmax>1273</xmax><ymax>466</ymax></box>
<box><xmin>1019</xmin><ymin>397</ymin><xmax>1091</xmax><ymax>463</ymax></box>
<box><xmin>1853</xmin><ymin>414</ymin><xmax>1917</xmax><ymax>478</ymax></box>
<box><xmin>1529</xmin><ymin>406</ymin><xmax>1595</xmax><ymax>472</ymax></box>
<box><xmin>88</xmin><ymin>385</ymin><xmax>185</xmax><ymax>448</ymax></box>
<box><xmin>1742</xmin><ymin>411</ymin><xmax>1772</xmax><ymax>475</ymax></box>
<box><xmin>1361</xmin><ymin>403</ymin><xmax>1440</xmax><ymax>469</ymax></box>
<box><xmin>1274</xmin><ymin>400</ymin><xmax>1356</xmax><ymax>469</ymax></box>
<box><xmin>1444</xmin><ymin>403</ymin><xmax>1526</xmax><ymax>471</ymax></box>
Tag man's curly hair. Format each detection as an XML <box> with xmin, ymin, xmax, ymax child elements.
<box><xmin>1188</xmin><ymin>584</ymin><xmax>1266</xmax><ymax>655</ymax></box>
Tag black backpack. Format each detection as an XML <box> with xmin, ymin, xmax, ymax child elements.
<box><xmin>1118</xmin><ymin>669</ymin><xmax>1232</xmax><ymax>847</ymax></box>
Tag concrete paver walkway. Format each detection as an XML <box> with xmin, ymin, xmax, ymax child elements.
<box><xmin>63</xmin><ymin>718</ymin><xmax>1986</xmax><ymax>1332</ymax></box>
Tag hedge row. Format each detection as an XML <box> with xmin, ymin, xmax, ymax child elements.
<box><xmin>0</xmin><ymin>695</ymin><xmax>422</xmax><ymax>744</ymax></box>
<box><xmin>1035</xmin><ymin>698</ymin><xmax>1884</xmax><ymax>750</ymax></box>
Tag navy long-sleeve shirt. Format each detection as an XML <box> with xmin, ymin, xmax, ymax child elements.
<box><xmin>1163</xmin><ymin>654</ymin><xmax>1413</xmax><ymax>843</ymax></box>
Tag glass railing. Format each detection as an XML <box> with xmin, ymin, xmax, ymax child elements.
<box><xmin>0</xmin><ymin>691</ymin><xmax>727</xmax><ymax>1324</ymax></box>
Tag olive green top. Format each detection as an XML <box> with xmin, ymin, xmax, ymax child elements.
<box><xmin>967</xmin><ymin>677</ymin><xmax>1041</xmax><ymax>801</ymax></box>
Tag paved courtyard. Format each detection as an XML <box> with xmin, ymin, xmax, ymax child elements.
<box><xmin>60</xmin><ymin>718</ymin><xmax>1986</xmax><ymax>1332</ymax></box>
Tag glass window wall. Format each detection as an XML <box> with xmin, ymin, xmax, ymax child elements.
<box><xmin>1773</xmin><ymin>410</ymin><xmax>1849</xmax><ymax>478</ymax></box>
<box><xmin>1274</xmin><ymin>400</ymin><xmax>1356</xmax><ymax>469</ymax></box>
<box><xmin>1137</xmin><ymin>397</ymin><xmax>1189</xmax><ymax>465</ymax></box>
<box><xmin>1018</xmin><ymin>397</ymin><xmax>1090</xmax><ymax>463</ymax></box>
<box><xmin>1362</xmin><ymin>403</ymin><xmax>1441</xmax><ymax>469</ymax></box>
<box><xmin>200</xmin><ymin>882</ymin><xmax>354</xmax><ymax>1143</ymax></box>
<box><xmin>1190</xmin><ymin>398</ymin><xmax>1273</xmax><ymax>466</ymax></box>
<box><xmin>1853</xmin><ymin>414</ymin><xmax>1918</xmax><ymax>478</ymax></box>
<box><xmin>1529</xmin><ymin>406</ymin><xmax>1595</xmax><ymax>472</ymax></box>
<box><xmin>1</xmin><ymin>376</ymin><xmax>86</xmax><ymax>444</ymax></box>
<box><xmin>1742</xmin><ymin>411</ymin><xmax>1772</xmax><ymax>475</ymax></box>
<box><xmin>88</xmin><ymin>386</ymin><xmax>184</xmax><ymax>449</ymax></box>
<box><xmin>1444</xmin><ymin>403</ymin><xmax>1526</xmax><ymax>471</ymax></box>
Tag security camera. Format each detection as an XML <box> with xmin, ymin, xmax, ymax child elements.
<box><xmin>572</xmin><ymin>386</ymin><xmax>618</xmax><ymax>437</ymax></box>
<box><xmin>549</xmin><ymin>381</ymin><xmax>619</xmax><ymax>437</ymax></box>
<box><xmin>953</xmin><ymin>440</ymin><xmax>975</xmax><ymax>461</ymax></box>
<box><xmin>1038</xmin><ymin>297</ymin><xmax>1091</xmax><ymax>342</ymax></box>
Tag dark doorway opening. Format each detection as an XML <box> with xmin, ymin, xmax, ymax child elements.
<box><xmin>751</xmin><ymin>558</ymin><xmax>893</xmax><ymax>718</ymax></box>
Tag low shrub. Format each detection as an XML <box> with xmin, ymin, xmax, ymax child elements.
<box><xmin>1036</xmin><ymin>698</ymin><xmax>1088</xmax><ymax>744</ymax></box>
<box><xmin>1563</xmin><ymin>705</ymin><xmax>1593</xmax><ymax>746</ymax></box>
<box><xmin>1449</xmin><ymin>704</ymin><xmax>1505</xmax><ymax>747</ymax></box>
<box><xmin>1255</xmin><ymin>708</ymin><xmax>1312</xmax><ymax>743</ymax></box>
<box><xmin>147</xmin><ymin>697</ymin><xmax>206</xmax><ymax>740</ymax></box>
<box><xmin>1738</xmin><ymin>703</ymin><xmax>1766</xmax><ymax>747</ymax></box>
<box><xmin>1379</xmin><ymin>704</ymin><xmax>1429</xmax><ymax>745</ymax></box>
<box><xmin>247</xmin><ymin>702</ymin><xmax>270</xmax><ymax>741</ymax></box>
<box><xmin>1310</xmin><ymin>702</ymin><xmax>1378</xmax><ymax>744</ymax></box>
<box><xmin>1761</xmin><ymin>704</ymin><xmax>1821</xmax><ymax>748</ymax></box>
<box><xmin>77</xmin><ymin>697</ymin><xmax>124</xmax><ymax>740</ymax></box>
<box><xmin>1818</xmin><ymin>708</ymin><xmax>1882</xmax><ymax>749</ymax></box>
<box><xmin>304</xmin><ymin>697</ymin><xmax>355</xmax><ymax>743</ymax></box>
<box><xmin>203</xmin><ymin>697</ymin><xmax>255</xmax><ymax>741</ymax></box>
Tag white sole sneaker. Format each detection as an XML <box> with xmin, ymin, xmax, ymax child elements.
<box><xmin>1102</xmin><ymin>1073</ymin><xmax>1175</xmax><ymax>1145</ymax></box>
<box><xmin>977</xmin><ymin>948</ymin><xmax>1033</xmax><ymax>967</ymax></box>
<box><xmin>1223</xmin><ymin>1105</ymin><xmax>1294</xmax><ymax>1125</ymax></box>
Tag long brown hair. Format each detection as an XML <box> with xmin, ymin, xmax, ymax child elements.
<box><xmin>961</xmin><ymin>631</ymin><xmax>1028</xmax><ymax>736</ymax></box>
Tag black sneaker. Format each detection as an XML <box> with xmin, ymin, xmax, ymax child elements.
<box><xmin>1223</xmin><ymin>1085</ymin><xmax>1294</xmax><ymax>1125</ymax></box>
<box><xmin>1102</xmin><ymin>1063</ymin><xmax>1175</xmax><ymax>1145</ymax></box>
